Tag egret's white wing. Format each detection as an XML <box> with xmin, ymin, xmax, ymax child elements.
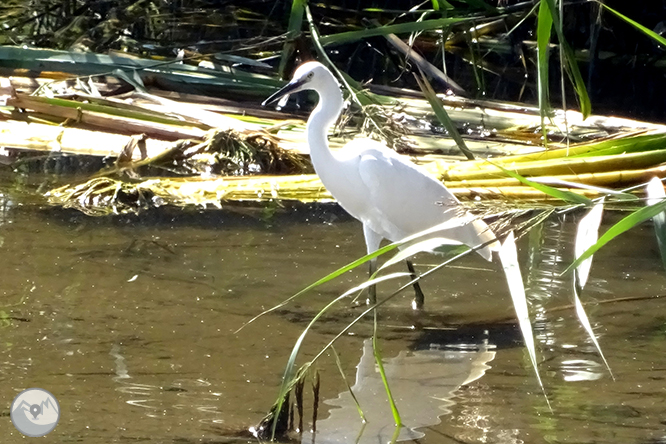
<box><xmin>357</xmin><ymin>148</ymin><xmax>457</xmax><ymax>234</ymax></box>
<box><xmin>356</xmin><ymin>146</ymin><xmax>496</xmax><ymax>260</ymax></box>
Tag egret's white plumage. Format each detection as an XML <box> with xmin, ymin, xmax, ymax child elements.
<box><xmin>264</xmin><ymin>61</ymin><xmax>498</xmax><ymax>307</ymax></box>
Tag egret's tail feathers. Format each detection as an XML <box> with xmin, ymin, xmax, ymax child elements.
<box><xmin>470</xmin><ymin>219</ymin><xmax>500</xmax><ymax>261</ymax></box>
<box><xmin>402</xmin><ymin>217</ymin><xmax>499</xmax><ymax>261</ymax></box>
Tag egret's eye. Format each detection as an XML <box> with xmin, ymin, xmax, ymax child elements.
<box><xmin>306</xmin><ymin>72</ymin><xmax>314</xmax><ymax>80</ymax></box>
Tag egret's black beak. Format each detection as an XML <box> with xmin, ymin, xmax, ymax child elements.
<box><xmin>262</xmin><ymin>77</ymin><xmax>308</xmax><ymax>106</ymax></box>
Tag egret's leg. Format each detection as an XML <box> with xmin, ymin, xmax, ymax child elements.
<box><xmin>363</xmin><ymin>224</ymin><xmax>383</xmax><ymax>306</ymax></box>
<box><xmin>406</xmin><ymin>260</ymin><xmax>425</xmax><ymax>310</ymax></box>
<box><xmin>368</xmin><ymin>257</ymin><xmax>377</xmax><ymax>305</ymax></box>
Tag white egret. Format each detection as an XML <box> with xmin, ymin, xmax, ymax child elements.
<box><xmin>263</xmin><ymin>61</ymin><xmax>498</xmax><ymax>309</ymax></box>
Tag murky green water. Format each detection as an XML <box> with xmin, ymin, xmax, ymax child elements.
<box><xmin>2</xmin><ymin>181</ymin><xmax>666</xmax><ymax>444</ymax></box>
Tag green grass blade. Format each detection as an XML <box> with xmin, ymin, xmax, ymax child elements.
<box><xmin>265</xmin><ymin>219</ymin><xmax>500</xmax><ymax>438</ymax></box>
<box><xmin>305</xmin><ymin>5</ymin><xmax>386</xmax><ymax>112</ymax></box>
<box><xmin>19</xmin><ymin>91</ymin><xmax>208</xmax><ymax>129</ymax></box>
<box><xmin>235</xmin><ymin>242</ymin><xmax>401</xmax><ymax>333</ymax></box>
<box><xmin>389</xmin><ymin>426</ymin><xmax>402</xmax><ymax>444</ymax></box>
<box><xmin>414</xmin><ymin>72</ymin><xmax>475</xmax><ymax>160</ymax></box>
<box><xmin>331</xmin><ymin>346</ymin><xmax>367</xmax><ymax>423</ymax></box>
<box><xmin>574</xmin><ymin>200</ymin><xmax>605</xmax><ymax>291</ymax></box>
<box><xmin>240</xmin><ymin>214</ymin><xmax>487</xmax><ymax>333</ymax></box>
<box><xmin>278</xmin><ymin>0</ymin><xmax>306</xmax><ymax>79</ymax></box>
<box><xmin>545</xmin><ymin>0</ymin><xmax>591</xmax><ymax>118</ymax></box>
<box><xmin>602</xmin><ymin>4</ymin><xmax>666</xmax><ymax>48</ymax></box>
<box><xmin>536</xmin><ymin>0</ymin><xmax>553</xmax><ymax>143</ymax></box>
<box><xmin>558</xmin><ymin>37</ymin><xmax>592</xmax><ymax>118</ymax></box>
<box><xmin>498</xmin><ymin>231</ymin><xmax>550</xmax><ymax>409</ymax></box>
<box><xmin>646</xmin><ymin>177</ymin><xmax>666</xmax><ymax>271</ymax></box>
<box><xmin>532</xmin><ymin>178</ymin><xmax>638</xmax><ymax>201</ymax></box>
<box><xmin>563</xmin><ymin>199</ymin><xmax>666</xmax><ymax>275</ymax></box>
<box><xmin>373</xmin><ymin>312</ymin><xmax>402</xmax><ymax>427</ymax></box>
<box><xmin>557</xmin><ymin>0</ymin><xmax>568</xmax><ymax>143</ymax></box>
<box><xmin>381</xmin><ymin>238</ymin><xmax>464</xmax><ymax>270</ymax></box>
<box><xmin>267</xmin><ymin>240</ymin><xmax>485</xmax><ymax>439</ymax></box>
<box><xmin>487</xmin><ymin>160</ymin><xmax>593</xmax><ymax>204</ymax></box>
<box><xmin>268</xmin><ymin>287</ymin><xmax>375</xmax><ymax>439</ymax></box>
<box><xmin>572</xmin><ymin>283</ymin><xmax>614</xmax><ymax>379</ymax></box>
<box><xmin>570</xmin><ymin>201</ymin><xmax>614</xmax><ymax>379</ymax></box>
<box><xmin>112</xmin><ymin>68</ymin><xmax>147</xmax><ymax>92</ymax></box>
<box><xmin>319</xmin><ymin>17</ymin><xmax>468</xmax><ymax>46</ymax></box>
<box><xmin>381</xmin><ymin>215</ymin><xmax>484</xmax><ymax>270</ymax></box>
<box><xmin>269</xmin><ymin>271</ymin><xmax>409</xmax><ymax>439</ymax></box>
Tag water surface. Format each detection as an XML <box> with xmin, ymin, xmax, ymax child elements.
<box><xmin>1</xmin><ymin>186</ymin><xmax>666</xmax><ymax>444</ymax></box>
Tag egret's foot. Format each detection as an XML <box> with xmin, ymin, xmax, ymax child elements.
<box><xmin>406</xmin><ymin>260</ymin><xmax>425</xmax><ymax>311</ymax></box>
<box><xmin>366</xmin><ymin>285</ymin><xmax>377</xmax><ymax>306</ymax></box>
<box><xmin>410</xmin><ymin>284</ymin><xmax>425</xmax><ymax>311</ymax></box>
<box><xmin>367</xmin><ymin>258</ymin><xmax>378</xmax><ymax>306</ymax></box>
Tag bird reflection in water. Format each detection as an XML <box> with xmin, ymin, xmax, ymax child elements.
<box><xmin>302</xmin><ymin>338</ymin><xmax>496</xmax><ymax>444</ymax></box>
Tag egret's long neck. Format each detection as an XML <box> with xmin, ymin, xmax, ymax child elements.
<box><xmin>306</xmin><ymin>80</ymin><xmax>343</xmax><ymax>173</ymax></box>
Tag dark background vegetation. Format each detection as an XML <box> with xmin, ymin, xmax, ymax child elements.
<box><xmin>2</xmin><ymin>0</ymin><xmax>666</xmax><ymax>121</ymax></box>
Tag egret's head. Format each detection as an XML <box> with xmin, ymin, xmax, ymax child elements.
<box><xmin>262</xmin><ymin>61</ymin><xmax>336</xmax><ymax>106</ymax></box>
